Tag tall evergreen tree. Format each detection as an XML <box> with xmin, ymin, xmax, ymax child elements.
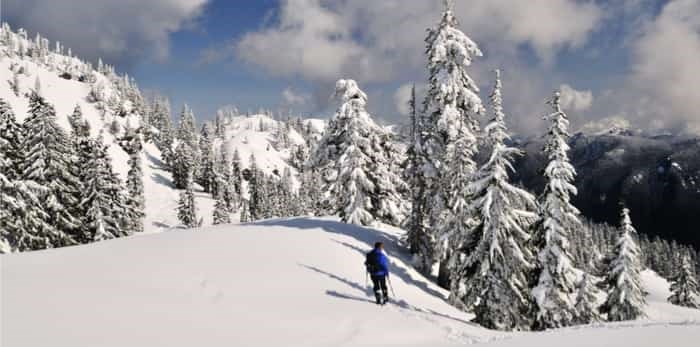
<box><xmin>404</xmin><ymin>85</ymin><xmax>430</xmax><ymax>258</ymax></box>
<box><xmin>531</xmin><ymin>91</ymin><xmax>584</xmax><ymax>330</ymax></box>
<box><xmin>574</xmin><ymin>273</ymin><xmax>602</xmax><ymax>324</ymax></box>
<box><xmin>450</xmin><ymin>70</ymin><xmax>538</xmax><ymax>331</ymax></box>
<box><xmin>67</xmin><ymin>104</ymin><xmax>90</xmax><ymax>138</ymax></box>
<box><xmin>0</xmin><ymin>120</ymin><xmax>51</xmax><ymax>252</ymax></box>
<box><xmin>298</xmin><ymin>168</ymin><xmax>324</xmax><ymax>216</ymax></box>
<box><xmin>0</xmin><ymin>99</ymin><xmax>23</xmax><ymax>179</ymax></box>
<box><xmin>176</xmin><ymin>104</ymin><xmax>200</xmax><ymax>183</ymax></box>
<box><xmin>150</xmin><ymin>96</ymin><xmax>174</xmax><ymax>166</ymax></box>
<box><xmin>177</xmin><ymin>104</ymin><xmax>198</xmax><ymax>147</ymax></box>
<box><xmin>417</xmin><ymin>1</ymin><xmax>484</xmax><ymax>273</ymax></box>
<box><xmin>248</xmin><ymin>154</ymin><xmax>260</xmax><ymax>221</ymax></box>
<box><xmin>231</xmin><ymin>148</ymin><xmax>243</xmax><ymax>198</ymax></box>
<box><xmin>214</xmin><ymin>145</ymin><xmax>236</xmax><ymax>211</ymax></box>
<box><xmin>124</xmin><ymin>129</ymin><xmax>145</xmax><ymax>233</ymax></box>
<box><xmin>172</xmin><ymin>142</ymin><xmax>196</xmax><ymax>190</ymax></box>
<box><xmin>309</xmin><ymin>79</ymin><xmax>408</xmax><ymax>226</ymax></box>
<box><xmin>0</xmin><ymin>168</ymin><xmax>50</xmax><ymax>251</ymax></box>
<box><xmin>20</xmin><ymin>92</ymin><xmax>81</xmax><ymax>247</ymax></box>
<box><xmin>668</xmin><ymin>255</ymin><xmax>699</xmax><ymax>309</ymax></box>
<box><xmin>600</xmin><ymin>207</ymin><xmax>646</xmax><ymax>321</ymax></box>
<box><xmin>197</xmin><ymin>124</ymin><xmax>216</xmax><ymax>193</ymax></box>
<box><xmin>78</xmin><ymin>134</ymin><xmax>125</xmax><ymax>242</ymax></box>
<box><xmin>239</xmin><ymin>200</ymin><xmax>250</xmax><ymax>223</ymax></box>
<box><xmin>177</xmin><ymin>172</ymin><xmax>199</xmax><ymax>228</ymax></box>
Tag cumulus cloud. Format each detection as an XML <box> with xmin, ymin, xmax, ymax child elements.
<box><xmin>3</xmin><ymin>0</ymin><xmax>208</xmax><ymax>65</ymax></box>
<box><xmin>559</xmin><ymin>84</ymin><xmax>594</xmax><ymax>111</ymax></box>
<box><xmin>623</xmin><ymin>0</ymin><xmax>700</xmax><ymax>132</ymax></box>
<box><xmin>235</xmin><ymin>0</ymin><xmax>603</xmax><ymax>83</ymax></box>
<box><xmin>282</xmin><ymin>87</ymin><xmax>311</xmax><ymax>106</ymax></box>
<box><xmin>579</xmin><ymin>116</ymin><xmax>631</xmax><ymax>135</ymax></box>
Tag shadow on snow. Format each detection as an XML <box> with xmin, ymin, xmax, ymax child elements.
<box><xmin>299</xmin><ymin>263</ymin><xmax>472</xmax><ymax>326</ymax></box>
<box><xmin>255</xmin><ymin>218</ymin><xmax>472</xmax><ymax>325</ymax></box>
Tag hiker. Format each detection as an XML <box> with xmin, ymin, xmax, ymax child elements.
<box><xmin>365</xmin><ymin>242</ymin><xmax>390</xmax><ymax>305</ymax></box>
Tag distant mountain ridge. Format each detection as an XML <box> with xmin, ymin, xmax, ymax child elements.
<box><xmin>513</xmin><ymin>130</ymin><xmax>700</xmax><ymax>249</ymax></box>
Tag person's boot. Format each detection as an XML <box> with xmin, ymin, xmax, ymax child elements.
<box><xmin>374</xmin><ymin>291</ymin><xmax>382</xmax><ymax>305</ymax></box>
<box><xmin>382</xmin><ymin>291</ymin><xmax>389</xmax><ymax>305</ymax></box>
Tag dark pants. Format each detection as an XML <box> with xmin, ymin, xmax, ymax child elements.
<box><xmin>371</xmin><ymin>275</ymin><xmax>388</xmax><ymax>304</ymax></box>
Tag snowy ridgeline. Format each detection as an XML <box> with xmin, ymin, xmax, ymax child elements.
<box><xmin>0</xmin><ymin>21</ymin><xmax>331</xmax><ymax>245</ymax></box>
<box><xmin>1</xmin><ymin>218</ymin><xmax>699</xmax><ymax>347</ymax></box>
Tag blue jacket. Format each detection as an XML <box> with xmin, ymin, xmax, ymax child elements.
<box><xmin>366</xmin><ymin>249</ymin><xmax>389</xmax><ymax>277</ymax></box>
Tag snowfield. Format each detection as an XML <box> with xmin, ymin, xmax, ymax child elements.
<box><xmin>2</xmin><ymin>218</ymin><xmax>699</xmax><ymax>347</ymax></box>
<box><xmin>0</xmin><ymin>46</ymin><xmax>326</xmax><ymax>230</ymax></box>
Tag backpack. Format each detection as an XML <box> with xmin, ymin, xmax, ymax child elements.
<box><xmin>365</xmin><ymin>251</ymin><xmax>380</xmax><ymax>274</ymax></box>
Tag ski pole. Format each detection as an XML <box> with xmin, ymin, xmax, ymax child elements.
<box><xmin>387</xmin><ymin>275</ymin><xmax>396</xmax><ymax>299</ymax></box>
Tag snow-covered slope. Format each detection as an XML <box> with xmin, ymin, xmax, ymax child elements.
<box><xmin>214</xmin><ymin>113</ymin><xmax>325</xmax><ymax>190</ymax></box>
<box><xmin>2</xmin><ymin>218</ymin><xmax>698</xmax><ymax>347</ymax></box>
<box><xmin>0</xmin><ymin>26</ymin><xmax>214</xmax><ymax>230</ymax></box>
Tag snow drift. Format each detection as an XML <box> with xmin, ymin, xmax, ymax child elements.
<box><xmin>2</xmin><ymin>218</ymin><xmax>699</xmax><ymax>347</ymax></box>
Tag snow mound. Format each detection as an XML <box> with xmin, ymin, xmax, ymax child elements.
<box><xmin>2</xmin><ymin>218</ymin><xmax>700</xmax><ymax>346</ymax></box>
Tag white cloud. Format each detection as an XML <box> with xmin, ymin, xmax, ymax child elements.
<box><xmin>3</xmin><ymin>0</ymin><xmax>208</xmax><ymax>64</ymax></box>
<box><xmin>282</xmin><ymin>87</ymin><xmax>310</xmax><ymax>106</ymax></box>
<box><xmin>236</xmin><ymin>0</ymin><xmax>367</xmax><ymax>82</ymax></box>
<box><xmin>235</xmin><ymin>0</ymin><xmax>603</xmax><ymax>83</ymax></box>
<box><xmin>393</xmin><ymin>83</ymin><xmax>427</xmax><ymax>116</ymax></box>
<box><xmin>624</xmin><ymin>0</ymin><xmax>700</xmax><ymax>132</ymax></box>
<box><xmin>579</xmin><ymin>116</ymin><xmax>631</xmax><ymax>135</ymax></box>
<box><xmin>559</xmin><ymin>84</ymin><xmax>594</xmax><ymax>111</ymax></box>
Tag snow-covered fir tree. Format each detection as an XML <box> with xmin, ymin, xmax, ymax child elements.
<box><xmin>416</xmin><ymin>0</ymin><xmax>484</xmax><ymax>273</ymax></box>
<box><xmin>231</xmin><ymin>148</ymin><xmax>243</xmax><ymax>199</ymax></box>
<box><xmin>177</xmin><ymin>172</ymin><xmax>199</xmax><ymax>228</ymax></box>
<box><xmin>239</xmin><ymin>200</ymin><xmax>250</xmax><ymax>223</ymax></box>
<box><xmin>0</xmin><ymin>150</ymin><xmax>49</xmax><ymax>252</ymax></box>
<box><xmin>668</xmin><ymin>255</ymin><xmax>699</xmax><ymax>309</ymax></box>
<box><xmin>177</xmin><ymin>104</ymin><xmax>198</xmax><ymax>149</ymax></box>
<box><xmin>0</xmin><ymin>99</ymin><xmax>23</xmax><ymax>179</ymax></box>
<box><xmin>20</xmin><ymin>92</ymin><xmax>81</xmax><ymax>247</ymax></box>
<box><xmin>450</xmin><ymin>70</ymin><xmax>538</xmax><ymax>331</ymax></box>
<box><xmin>67</xmin><ymin>105</ymin><xmax>90</xmax><ymax>138</ymax></box>
<box><xmin>77</xmin><ymin>133</ymin><xmax>126</xmax><ymax>242</ymax></box>
<box><xmin>600</xmin><ymin>207</ymin><xmax>646</xmax><ymax>321</ymax></box>
<box><xmin>149</xmin><ymin>95</ymin><xmax>175</xmax><ymax>165</ymax></box>
<box><xmin>124</xmin><ymin>128</ymin><xmax>145</xmax><ymax>233</ymax></box>
<box><xmin>574</xmin><ymin>273</ymin><xmax>602</xmax><ymax>324</ymax></box>
<box><xmin>404</xmin><ymin>85</ymin><xmax>430</xmax><ymax>258</ymax></box>
<box><xmin>212</xmin><ymin>190</ymin><xmax>231</xmax><ymax>225</ymax></box>
<box><xmin>197</xmin><ymin>123</ymin><xmax>216</xmax><ymax>193</ymax></box>
<box><xmin>298</xmin><ymin>168</ymin><xmax>324</xmax><ymax>216</ymax></box>
<box><xmin>0</xmin><ymin>99</ymin><xmax>50</xmax><ymax>252</ymax></box>
<box><xmin>309</xmin><ymin>79</ymin><xmax>407</xmax><ymax>226</ymax></box>
<box><xmin>213</xmin><ymin>145</ymin><xmax>236</xmax><ymax>211</ymax></box>
<box><xmin>172</xmin><ymin>142</ymin><xmax>196</xmax><ymax>189</ymax></box>
<box><xmin>531</xmin><ymin>91</ymin><xmax>584</xmax><ymax>330</ymax></box>
<box><xmin>256</xmin><ymin>173</ymin><xmax>273</xmax><ymax>219</ymax></box>
<box><xmin>247</xmin><ymin>154</ymin><xmax>261</xmax><ymax>221</ymax></box>
<box><xmin>176</xmin><ymin>104</ymin><xmax>200</xmax><ymax>182</ymax></box>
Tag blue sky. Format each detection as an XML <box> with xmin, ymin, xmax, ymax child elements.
<box><xmin>132</xmin><ymin>1</ymin><xmax>282</xmax><ymax>119</ymax></box>
<box><xmin>4</xmin><ymin>0</ymin><xmax>700</xmax><ymax>134</ymax></box>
